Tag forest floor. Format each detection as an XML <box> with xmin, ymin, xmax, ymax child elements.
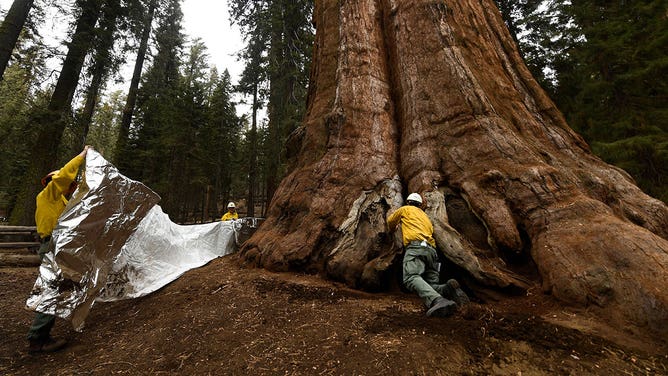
<box><xmin>1</xmin><ymin>254</ymin><xmax>667</xmax><ymax>375</ymax></box>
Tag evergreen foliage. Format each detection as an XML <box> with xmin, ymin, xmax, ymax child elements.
<box><xmin>562</xmin><ymin>1</ymin><xmax>668</xmax><ymax>201</ymax></box>
<box><xmin>229</xmin><ymin>0</ymin><xmax>314</xmax><ymax>206</ymax></box>
<box><xmin>494</xmin><ymin>0</ymin><xmax>578</xmax><ymax>96</ymax></box>
<box><xmin>198</xmin><ymin>69</ymin><xmax>244</xmax><ymax>221</ymax></box>
<box><xmin>0</xmin><ymin>4</ymin><xmax>53</xmax><ymax>220</ymax></box>
<box><xmin>119</xmin><ymin>2</ymin><xmax>244</xmax><ymax>221</ymax></box>
<box><xmin>0</xmin><ymin>61</ymin><xmax>45</xmax><ymax>218</ymax></box>
<box><xmin>230</xmin><ymin>0</ymin><xmax>269</xmax><ymax>216</ymax></box>
<box><xmin>86</xmin><ymin>89</ymin><xmax>124</xmax><ymax>158</ymax></box>
<box><xmin>497</xmin><ymin>0</ymin><xmax>668</xmax><ymax>202</ymax></box>
<box><xmin>128</xmin><ymin>0</ymin><xmax>186</xmax><ymax>216</ymax></box>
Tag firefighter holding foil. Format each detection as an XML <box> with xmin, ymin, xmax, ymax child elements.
<box><xmin>27</xmin><ymin>145</ymin><xmax>89</xmax><ymax>354</ymax></box>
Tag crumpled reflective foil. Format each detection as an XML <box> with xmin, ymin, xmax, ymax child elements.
<box><xmin>26</xmin><ymin>150</ymin><xmax>241</xmax><ymax>330</ymax></box>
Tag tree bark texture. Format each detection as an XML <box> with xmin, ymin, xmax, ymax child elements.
<box><xmin>240</xmin><ymin>0</ymin><xmax>668</xmax><ymax>338</ymax></box>
<box><xmin>12</xmin><ymin>0</ymin><xmax>102</xmax><ymax>225</ymax></box>
<box><xmin>247</xmin><ymin>84</ymin><xmax>259</xmax><ymax>217</ymax></box>
<box><xmin>0</xmin><ymin>0</ymin><xmax>34</xmax><ymax>80</ymax></box>
<box><xmin>116</xmin><ymin>0</ymin><xmax>156</xmax><ymax>169</ymax></box>
<box><xmin>79</xmin><ymin>0</ymin><xmax>121</xmax><ymax>146</ymax></box>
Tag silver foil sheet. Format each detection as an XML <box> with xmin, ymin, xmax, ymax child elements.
<box><xmin>26</xmin><ymin>150</ymin><xmax>242</xmax><ymax>330</ymax></box>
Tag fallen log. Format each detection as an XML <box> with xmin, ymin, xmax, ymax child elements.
<box><xmin>0</xmin><ymin>247</ymin><xmax>36</xmax><ymax>254</ymax></box>
<box><xmin>0</xmin><ymin>226</ymin><xmax>37</xmax><ymax>233</ymax></box>
<box><xmin>0</xmin><ymin>242</ymin><xmax>40</xmax><ymax>249</ymax></box>
<box><xmin>0</xmin><ymin>254</ymin><xmax>39</xmax><ymax>267</ymax></box>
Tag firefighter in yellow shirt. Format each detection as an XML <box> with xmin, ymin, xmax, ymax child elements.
<box><xmin>221</xmin><ymin>202</ymin><xmax>238</xmax><ymax>221</ymax></box>
<box><xmin>387</xmin><ymin>193</ymin><xmax>469</xmax><ymax>317</ymax></box>
<box><xmin>27</xmin><ymin>145</ymin><xmax>89</xmax><ymax>354</ymax></box>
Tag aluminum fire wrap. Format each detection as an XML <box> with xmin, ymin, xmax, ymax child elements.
<box><xmin>26</xmin><ymin>149</ymin><xmax>241</xmax><ymax>330</ymax></box>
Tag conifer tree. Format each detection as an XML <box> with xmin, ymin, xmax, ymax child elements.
<box><xmin>175</xmin><ymin>39</ymin><xmax>210</xmax><ymax>221</ymax></box>
<box><xmin>11</xmin><ymin>0</ymin><xmax>103</xmax><ymax>224</ymax></box>
<box><xmin>235</xmin><ymin>19</ymin><xmax>268</xmax><ymax>216</ymax></box>
<box><xmin>86</xmin><ymin>89</ymin><xmax>124</xmax><ymax>158</ymax></box>
<box><xmin>229</xmin><ymin>0</ymin><xmax>270</xmax><ymax>215</ymax></box>
<box><xmin>201</xmin><ymin>70</ymin><xmax>242</xmax><ymax>219</ymax></box>
<box><xmin>0</xmin><ymin>48</ymin><xmax>46</xmax><ymax>218</ymax></box>
<box><xmin>555</xmin><ymin>1</ymin><xmax>668</xmax><ymax>202</ymax></box>
<box><xmin>495</xmin><ymin>0</ymin><xmax>576</xmax><ymax>95</ymax></box>
<box><xmin>0</xmin><ymin>0</ymin><xmax>35</xmax><ymax>80</ymax></box>
<box><xmin>229</xmin><ymin>0</ymin><xmax>314</xmax><ymax>208</ymax></box>
<box><xmin>130</xmin><ymin>0</ymin><xmax>184</xmax><ymax>215</ymax></box>
<box><xmin>497</xmin><ymin>1</ymin><xmax>667</xmax><ymax>202</ymax></box>
<box><xmin>77</xmin><ymin>0</ymin><xmax>124</xmax><ymax>146</ymax></box>
<box><xmin>0</xmin><ymin>0</ymin><xmax>52</xmax><ymax>220</ymax></box>
<box><xmin>116</xmin><ymin>0</ymin><xmax>157</xmax><ymax>170</ymax></box>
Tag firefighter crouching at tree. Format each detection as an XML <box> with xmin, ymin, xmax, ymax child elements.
<box><xmin>387</xmin><ymin>193</ymin><xmax>470</xmax><ymax>317</ymax></box>
<box><xmin>27</xmin><ymin>145</ymin><xmax>89</xmax><ymax>354</ymax></box>
<box><xmin>221</xmin><ymin>202</ymin><xmax>238</xmax><ymax>221</ymax></box>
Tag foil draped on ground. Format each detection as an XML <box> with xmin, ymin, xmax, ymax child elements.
<box><xmin>25</xmin><ymin>150</ymin><xmax>260</xmax><ymax>330</ymax></box>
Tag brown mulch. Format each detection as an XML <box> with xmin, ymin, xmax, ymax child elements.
<box><xmin>1</xmin><ymin>254</ymin><xmax>666</xmax><ymax>375</ymax></box>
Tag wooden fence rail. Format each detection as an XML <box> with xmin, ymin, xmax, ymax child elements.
<box><xmin>1</xmin><ymin>242</ymin><xmax>41</xmax><ymax>248</ymax></box>
<box><xmin>0</xmin><ymin>226</ymin><xmax>38</xmax><ymax>233</ymax></box>
<box><xmin>0</xmin><ymin>225</ymin><xmax>40</xmax><ymax>266</ymax></box>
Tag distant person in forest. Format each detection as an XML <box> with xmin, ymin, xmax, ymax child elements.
<box><xmin>387</xmin><ymin>192</ymin><xmax>470</xmax><ymax>317</ymax></box>
<box><xmin>27</xmin><ymin>145</ymin><xmax>89</xmax><ymax>354</ymax></box>
<box><xmin>221</xmin><ymin>202</ymin><xmax>238</xmax><ymax>221</ymax></box>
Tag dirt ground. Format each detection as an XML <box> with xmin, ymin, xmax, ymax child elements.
<box><xmin>1</xmin><ymin>254</ymin><xmax>666</xmax><ymax>375</ymax></box>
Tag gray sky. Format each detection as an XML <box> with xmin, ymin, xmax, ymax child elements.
<box><xmin>180</xmin><ymin>1</ymin><xmax>244</xmax><ymax>80</ymax></box>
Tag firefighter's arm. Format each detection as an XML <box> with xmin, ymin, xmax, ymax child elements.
<box><xmin>386</xmin><ymin>207</ymin><xmax>402</xmax><ymax>231</ymax></box>
<box><xmin>50</xmin><ymin>146</ymin><xmax>89</xmax><ymax>194</ymax></box>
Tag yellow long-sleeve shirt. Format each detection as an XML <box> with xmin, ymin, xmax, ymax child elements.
<box><xmin>221</xmin><ymin>212</ymin><xmax>238</xmax><ymax>221</ymax></box>
<box><xmin>386</xmin><ymin>205</ymin><xmax>436</xmax><ymax>247</ymax></box>
<box><xmin>35</xmin><ymin>155</ymin><xmax>84</xmax><ymax>238</ymax></box>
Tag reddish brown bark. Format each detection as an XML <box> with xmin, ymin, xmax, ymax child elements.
<box><xmin>241</xmin><ymin>0</ymin><xmax>668</xmax><ymax>339</ymax></box>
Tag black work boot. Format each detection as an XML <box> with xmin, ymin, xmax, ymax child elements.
<box><xmin>426</xmin><ymin>297</ymin><xmax>457</xmax><ymax>317</ymax></box>
<box><xmin>28</xmin><ymin>337</ymin><xmax>67</xmax><ymax>354</ymax></box>
<box><xmin>444</xmin><ymin>279</ymin><xmax>470</xmax><ymax>306</ymax></box>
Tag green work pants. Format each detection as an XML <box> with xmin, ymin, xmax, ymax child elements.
<box><xmin>402</xmin><ymin>243</ymin><xmax>450</xmax><ymax>308</ymax></box>
<box><xmin>27</xmin><ymin>241</ymin><xmax>56</xmax><ymax>341</ymax></box>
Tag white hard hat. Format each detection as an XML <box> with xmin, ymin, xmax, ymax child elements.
<box><xmin>406</xmin><ymin>193</ymin><xmax>423</xmax><ymax>204</ymax></box>
<box><xmin>227</xmin><ymin>202</ymin><xmax>236</xmax><ymax>208</ymax></box>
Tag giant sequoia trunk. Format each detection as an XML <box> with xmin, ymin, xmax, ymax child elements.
<box><xmin>241</xmin><ymin>0</ymin><xmax>668</xmax><ymax>338</ymax></box>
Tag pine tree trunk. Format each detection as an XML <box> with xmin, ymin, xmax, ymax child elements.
<box><xmin>247</xmin><ymin>84</ymin><xmax>259</xmax><ymax>217</ymax></box>
<box><xmin>0</xmin><ymin>0</ymin><xmax>34</xmax><ymax>80</ymax></box>
<box><xmin>11</xmin><ymin>0</ymin><xmax>102</xmax><ymax>225</ymax></box>
<box><xmin>78</xmin><ymin>0</ymin><xmax>121</xmax><ymax>146</ymax></box>
<box><xmin>116</xmin><ymin>0</ymin><xmax>156</xmax><ymax>169</ymax></box>
<box><xmin>265</xmin><ymin>6</ymin><xmax>284</xmax><ymax>208</ymax></box>
<box><xmin>46</xmin><ymin>0</ymin><xmax>102</xmax><ymax>119</ymax></box>
<box><xmin>241</xmin><ymin>0</ymin><xmax>668</xmax><ymax>339</ymax></box>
